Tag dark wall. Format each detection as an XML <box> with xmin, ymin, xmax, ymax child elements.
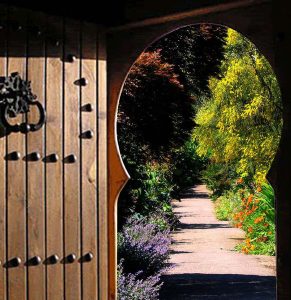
<box><xmin>0</xmin><ymin>0</ymin><xmax>257</xmax><ymax>26</ymax></box>
<box><xmin>0</xmin><ymin>0</ymin><xmax>125</xmax><ymax>25</ymax></box>
<box><xmin>272</xmin><ymin>1</ymin><xmax>291</xmax><ymax>298</ymax></box>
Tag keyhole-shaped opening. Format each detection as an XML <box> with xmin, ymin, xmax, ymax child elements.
<box><xmin>116</xmin><ymin>24</ymin><xmax>282</xmax><ymax>299</ymax></box>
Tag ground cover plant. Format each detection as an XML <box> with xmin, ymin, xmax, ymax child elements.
<box><xmin>117</xmin><ymin>218</ymin><xmax>171</xmax><ymax>300</ymax></box>
<box><xmin>118</xmin><ymin>262</ymin><xmax>162</xmax><ymax>300</ymax></box>
<box><xmin>118</xmin><ymin>218</ymin><xmax>171</xmax><ymax>277</ymax></box>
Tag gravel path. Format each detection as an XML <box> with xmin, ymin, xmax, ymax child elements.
<box><xmin>160</xmin><ymin>185</ymin><xmax>276</xmax><ymax>300</ymax></box>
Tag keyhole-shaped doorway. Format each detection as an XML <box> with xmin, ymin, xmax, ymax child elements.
<box><xmin>115</xmin><ymin>24</ymin><xmax>282</xmax><ymax>299</ymax></box>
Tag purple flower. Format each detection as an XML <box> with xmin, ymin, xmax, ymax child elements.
<box><xmin>118</xmin><ymin>261</ymin><xmax>163</xmax><ymax>300</ymax></box>
<box><xmin>118</xmin><ymin>218</ymin><xmax>171</xmax><ymax>278</ymax></box>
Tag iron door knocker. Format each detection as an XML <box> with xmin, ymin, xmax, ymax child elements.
<box><xmin>0</xmin><ymin>72</ymin><xmax>46</xmax><ymax>133</ymax></box>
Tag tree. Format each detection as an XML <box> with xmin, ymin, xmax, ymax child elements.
<box><xmin>118</xmin><ymin>50</ymin><xmax>195</xmax><ymax>166</ymax></box>
<box><xmin>150</xmin><ymin>24</ymin><xmax>227</xmax><ymax>97</ymax></box>
<box><xmin>194</xmin><ymin>29</ymin><xmax>282</xmax><ymax>184</ymax></box>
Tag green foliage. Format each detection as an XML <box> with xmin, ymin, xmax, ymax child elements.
<box><xmin>256</xmin><ymin>182</ymin><xmax>275</xmax><ymax>221</ymax></box>
<box><xmin>171</xmin><ymin>139</ymin><xmax>208</xmax><ymax>196</ymax></box>
<box><xmin>215</xmin><ymin>189</ymin><xmax>242</xmax><ymax>221</ymax></box>
<box><xmin>133</xmin><ymin>163</ymin><xmax>174</xmax><ymax>213</ymax></box>
<box><xmin>118</xmin><ymin>162</ymin><xmax>177</xmax><ymax>229</ymax></box>
<box><xmin>201</xmin><ymin>163</ymin><xmax>237</xmax><ymax>198</ymax></box>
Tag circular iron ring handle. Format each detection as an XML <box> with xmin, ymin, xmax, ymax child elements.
<box><xmin>1</xmin><ymin>100</ymin><xmax>46</xmax><ymax>133</ymax></box>
<box><xmin>28</xmin><ymin>100</ymin><xmax>46</xmax><ymax>132</ymax></box>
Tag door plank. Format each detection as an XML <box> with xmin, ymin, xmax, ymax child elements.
<box><xmin>6</xmin><ymin>7</ymin><xmax>27</xmax><ymax>300</ymax></box>
<box><xmin>63</xmin><ymin>19</ymin><xmax>81</xmax><ymax>300</ymax></box>
<box><xmin>26</xmin><ymin>11</ymin><xmax>46</xmax><ymax>300</ymax></box>
<box><xmin>45</xmin><ymin>15</ymin><xmax>64</xmax><ymax>300</ymax></box>
<box><xmin>0</xmin><ymin>5</ymin><xmax>7</xmax><ymax>300</ymax></box>
<box><xmin>81</xmin><ymin>23</ymin><xmax>98</xmax><ymax>300</ymax></box>
<box><xmin>97</xmin><ymin>32</ymin><xmax>108</xmax><ymax>300</ymax></box>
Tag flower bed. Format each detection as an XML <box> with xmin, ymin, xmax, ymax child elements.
<box><xmin>215</xmin><ymin>181</ymin><xmax>275</xmax><ymax>255</ymax></box>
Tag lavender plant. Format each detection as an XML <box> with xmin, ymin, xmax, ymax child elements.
<box><xmin>118</xmin><ymin>261</ymin><xmax>162</xmax><ymax>300</ymax></box>
<box><xmin>118</xmin><ymin>218</ymin><xmax>171</xmax><ymax>277</ymax></box>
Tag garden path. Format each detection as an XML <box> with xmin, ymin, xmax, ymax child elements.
<box><xmin>160</xmin><ymin>184</ymin><xmax>276</xmax><ymax>299</ymax></box>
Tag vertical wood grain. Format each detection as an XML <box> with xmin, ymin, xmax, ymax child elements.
<box><xmin>97</xmin><ymin>31</ymin><xmax>108</xmax><ymax>300</ymax></box>
<box><xmin>63</xmin><ymin>19</ymin><xmax>81</xmax><ymax>300</ymax></box>
<box><xmin>81</xmin><ymin>23</ymin><xmax>98</xmax><ymax>300</ymax></box>
<box><xmin>6</xmin><ymin>7</ymin><xmax>27</xmax><ymax>300</ymax></box>
<box><xmin>0</xmin><ymin>5</ymin><xmax>7</xmax><ymax>300</ymax></box>
<box><xmin>26</xmin><ymin>11</ymin><xmax>46</xmax><ymax>300</ymax></box>
<box><xmin>1</xmin><ymin>8</ymin><xmax>109</xmax><ymax>300</ymax></box>
<box><xmin>45</xmin><ymin>16</ymin><xmax>64</xmax><ymax>300</ymax></box>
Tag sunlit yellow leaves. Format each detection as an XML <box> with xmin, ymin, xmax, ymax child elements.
<box><xmin>242</xmin><ymin>95</ymin><xmax>264</xmax><ymax>118</ymax></box>
<box><xmin>227</xmin><ymin>28</ymin><xmax>239</xmax><ymax>45</ymax></box>
<box><xmin>194</xmin><ymin>28</ymin><xmax>282</xmax><ymax>184</ymax></box>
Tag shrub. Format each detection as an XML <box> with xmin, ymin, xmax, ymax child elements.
<box><xmin>171</xmin><ymin>139</ymin><xmax>208</xmax><ymax>196</ymax></box>
<box><xmin>118</xmin><ymin>162</ymin><xmax>175</xmax><ymax>229</ymax></box>
<box><xmin>215</xmin><ymin>190</ymin><xmax>241</xmax><ymax>221</ymax></box>
<box><xmin>118</xmin><ymin>50</ymin><xmax>195</xmax><ymax>162</ymax></box>
<box><xmin>201</xmin><ymin>163</ymin><xmax>237</xmax><ymax>198</ymax></box>
<box><xmin>133</xmin><ymin>163</ymin><xmax>174</xmax><ymax>213</ymax></box>
<box><xmin>148</xmin><ymin>212</ymin><xmax>180</xmax><ymax>231</ymax></box>
<box><xmin>118</xmin><ymin>218</ymin><xmax>171</xmax><ymax>277</ymax></box>
<box><xmin>214</xmin><ymin>180</ymin><xmax>276</xmax><ymax>255</ymax></box>
<box><xmin>118</xmin><ymin>261</ymin><xmax>162</xmax><ymax>300</ymax></box>
<box><xmin>234</xmin><ymin>182</ymin><xmax>275</xmax><ymax>255</ymax></box>
<box><xmin>130</xmin><ymin>212</ymin><xmax>172</xmax><ymax>232</ymax></box>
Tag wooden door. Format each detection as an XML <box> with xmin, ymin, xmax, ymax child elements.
<box><xmin>0</xmin><ymin>6</ymin><xmax>108</xmax><ymax>300</ymax></box>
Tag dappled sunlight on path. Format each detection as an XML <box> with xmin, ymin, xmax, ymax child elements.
<box><xmin>160</xmin><ymin>185</ymin><xmax>276</xmax><ymax>299</ymax></box>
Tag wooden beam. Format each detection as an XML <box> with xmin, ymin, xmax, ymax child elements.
<box><xmin>108</xmin><ymin>0</ymin><xmax>270</xmax><ymax>32</ymax></box>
